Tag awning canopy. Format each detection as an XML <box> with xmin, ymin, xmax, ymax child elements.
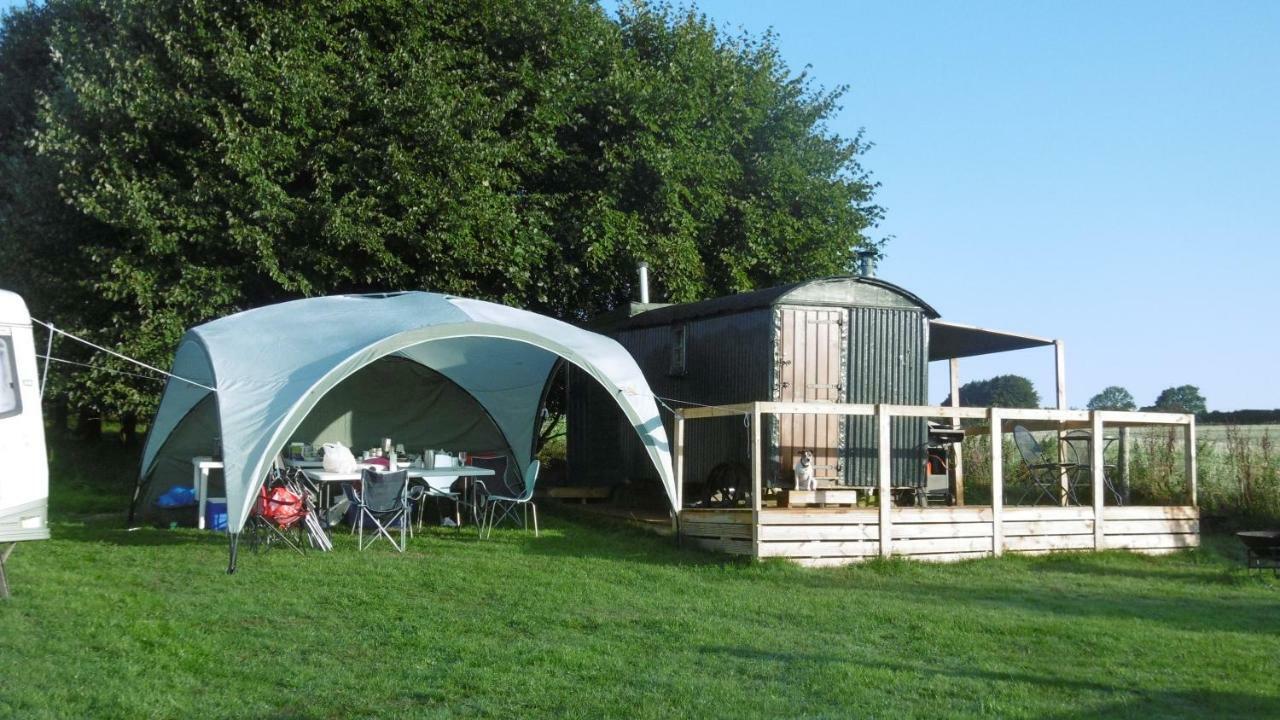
<box><xmin>928</xmin><ymin>319</ymin><xmax>1055</xmax><ymax>361</ymax></box>
<box><xmin>133</xmin><ymin>292</ymin><xmax>675</xmax><ymax>533</ymax></box>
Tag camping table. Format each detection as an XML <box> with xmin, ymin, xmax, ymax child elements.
<box><xmin>191</xmin><ymin>456</ymin><xmax>224</xmax><ymax>530</ymax></box>
<box><xmin>300</xmin><ymin>465</ymin><xmax>495</xmax><ymax>526</ymax></box>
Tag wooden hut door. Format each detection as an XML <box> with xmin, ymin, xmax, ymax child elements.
<box><xmin>775</xmin><ymin>307</ymin><xmax>846</xmax><ymax>485</ymax></box>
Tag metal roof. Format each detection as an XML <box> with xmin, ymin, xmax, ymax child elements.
<box><xmin>611</xmin><ymin>276</ymin><xmax>940</xmax><ymax>330</ymax></box>
<box><xmin>928</xmin><ymin>319</ymin><xmax>1055</xmax><ymax>361</ymax></box>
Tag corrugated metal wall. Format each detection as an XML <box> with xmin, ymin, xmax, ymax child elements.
<box><xmin>566</xmin><ymin>283</ymin><xmax>934</xmax><ymax>497</ymax></box>
<box><xmin>566</xmin><ymin>310</ymin><xmax>772</xmax><ymax>492</ymax></box>
<box><xmin>565</xmin><ymin>365</ymin><xmax>624</xmax><ymax>487</ymax></box>
<box><xmin>843</xmin><ymin>306</ymin><xmax>929</xmax><ymax>488</ymax></box>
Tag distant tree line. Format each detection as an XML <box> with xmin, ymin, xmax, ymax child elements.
<box><xmin>949</xmin><ymin>378</ymin><xmax>1248</xmax><ymax>421</ymax></box>
<box><xmin>1198</xmin><ymin>409</ymin><xmax>1280</xmax><ymax>425</ymax></box>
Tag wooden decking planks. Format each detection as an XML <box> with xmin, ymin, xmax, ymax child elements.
<box><xmin>677</xmin><ymin>504</ymin><xmax>1201</xmax><ymax>565</ymax></box>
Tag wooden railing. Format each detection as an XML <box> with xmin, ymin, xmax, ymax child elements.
<box><xmin>673</xmin><ymin>403</ymin><xmax>1196</xmax><ymax>560</ymax></box>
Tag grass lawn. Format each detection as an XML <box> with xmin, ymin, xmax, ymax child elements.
<box><xmin>2</xmin><ymin>436</ymin><xmax>1278</xmax><ymax>718</ymax></box>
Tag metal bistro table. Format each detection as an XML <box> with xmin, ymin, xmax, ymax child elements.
<box><xmin>298</xmin><ymin>464</ymin><xmax>495</xmax><ymax>529</ymax></box>
<box><xmin>1061</xmin><ymin>431</ymin><xmax>1126</xmax><ymax>505</ymax></box>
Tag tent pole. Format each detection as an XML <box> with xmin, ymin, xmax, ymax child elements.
<box><xmin>227</xmin><ymin>533</ymin><xmax>239</xmax><ymax>574</ymax></box>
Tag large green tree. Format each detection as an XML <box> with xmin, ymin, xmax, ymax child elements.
<box><xmin>943</xmin><ymin>375</ymin><xmax>1041</xmax><ymax>409</ymax></box>
<box><xmin>0</xmin><ymin>0</ymin><xmax>883</xmax><ymax>420</ymax></box>
<box><xmin>1087</xmin><ymin>386</ymin><xmax>1137</xmax><ymax>412</ymax></box>
<box><xmin>1148</xmin><ymin>385</ymin><xmax>1207</xmax><ymax>414</ymax></box>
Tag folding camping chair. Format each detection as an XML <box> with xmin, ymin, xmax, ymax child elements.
<box><xmin>248</xmin><ymin>471</ymin><xmax>310</xmax><ymax>554</ymax></box>
<box><xmin>480</xmin><ymin>460</ymin><xmax>540</xmax><ymax>539</ymax></box>
<box><xmin>343</xmin><ymin>468</ymin><xmax>410</xmax><ymax>552</ymax></box>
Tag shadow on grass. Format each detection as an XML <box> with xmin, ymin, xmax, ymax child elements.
<box><xmin>696</xmin><ymin>646</ymin><xmax>1280</xmax><ymax>719</ymax></box>
<box><xmin>508</xmin><ymin>507</ymin><xmax>751</xmax><ymax>569</ymax></box>
<box><xmin>895</xmin><ymin>661</ymin><xmax>1280</xmax><ymax>720</ymax></box>
<box><xmin>883</xmin><ymin>569</ymin><xmax>1280</xmax><ymax>636</ymax></box>
<box><xmin>51</xmin><ymin>519</ymin><xmax>229</xmax><ymax>547</ymax></box>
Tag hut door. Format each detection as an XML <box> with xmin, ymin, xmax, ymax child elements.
<box><xmin>775</xmin><ymin>307</ymin><xmax>846</xmax><ymax>485</ymax></box>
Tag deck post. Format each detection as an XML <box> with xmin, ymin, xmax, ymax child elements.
<box><xmin>1092</xmin><ymin>411</ymin><xmax>1105</xmax><ymax>550</ymax></box>
<box><xmin>751</xmin><ymin>403</ymin><xmax>763</xmax><ymax>560</ymax></box>
<box><xmin>876</xmin><ymin>403</ymin><xmax>892</xmax><ymax>558</ymax></box>
<box><xmin>673</xmin><ymin>411</ymin><xmax>685</xmax><ymax>534</ymax></box>
<box><xmin>1055</xmin><ymin>340</ymin><xmax>1069</xmax><ymax>506</ymax></box>
<box><xmin>1119</xmin><ymin>427</ymin><xmax>1131</xmax><ymax>502</ymax></box>
<box><xmin>1185</xmin><ymin>418</ymin><xmax>1197</xmax><ymax>507</ymax></box>
<box><xmin>989</xmin><ymin>408</ymin><xmax>1003</xmax><ymax>557</ymax></box>
<box><xmin>949</xmin><ymin>358</ymin><xmax>965</xmax><ymax>506</ymax></box>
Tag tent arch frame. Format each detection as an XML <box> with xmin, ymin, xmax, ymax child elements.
<box><xmin>231</xmin><ymin>321</ymin><xmax>674</xmax><ymax>538</ymax></box>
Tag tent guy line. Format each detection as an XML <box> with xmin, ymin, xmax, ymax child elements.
<box><xmin>30</xmin><ymin>317</ymin><xmax>217</xmax><ymax>392</ymax></box>
<box><xmin>37</xmin><ymin>354</ymin><xmax>171</xmax><ymax>384</ymax></box>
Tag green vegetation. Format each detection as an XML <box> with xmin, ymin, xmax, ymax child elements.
<box><xmin>1087</xmin><ymin>386</ymin><xmax>1137</xmax><ymax>412</ymax></box>
<box><xmin>1148</xmin><ymin>385</ymin><xmax>1208</xmax><ymax>414</ymax></box>
<box><xmin>944</xmin><ymin>374</ymin><xmax>1041</xmax><ymax>409</ymax></box>
<box><xmin>960</xmin><ymin>426</ymin><xmax>1280</xmax><ymax>526</ymax></box>
<box><xmin>3</xmin><ymin>438</ymin><xmax>1279</xmax><ymax>719</ymax></box>
<box><xmin>0</xmin><ymin>0</ymin><xmax>882</xmax><ymax>423</ymax></box>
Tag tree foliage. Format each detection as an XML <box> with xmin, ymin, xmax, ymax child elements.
<box><xmin>0</xmin><ymin>0</ymin><xmax>884</xmax><ymax>418</ymax></box>
<box><xmin>1148</xmin><ymin>385</ymin><xmax>1207</xmax><ymax>414</ymax></box>
<box><xmin>1087</xmin><ymin>386</ymin><xmax>1137</xmax><ymax>412</ymax></box>
<box><xmin>943</xmin><ymin>374</ymin><xmax>1041</xmax><ymax>409</ymax></box>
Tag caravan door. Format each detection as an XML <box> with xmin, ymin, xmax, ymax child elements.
<box><xmin>0</xmin><ymin>291</ymin><xmax>49</xmax><ymax>543</ymax></box>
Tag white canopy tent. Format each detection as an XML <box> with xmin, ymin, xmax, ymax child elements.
<box><xmin>132</xmin><ymin>292</ymin><xmax>675</xmax><ymax>558</ymax></box>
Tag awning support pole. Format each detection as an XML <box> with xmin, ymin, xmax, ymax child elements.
<box><xmin>227</xmin><ymin>533</ymin><xmax>240</xmax><ymax>575</ymax></box>
<box><xmin>949</xmin><ymin>358</ymin><xmax>964</xmax><ymax>506</ymax></box>
<box><xmin>1055</xmin><ymin>340</ymin><xmax>1069</xmax><ymax>506</ymax></box>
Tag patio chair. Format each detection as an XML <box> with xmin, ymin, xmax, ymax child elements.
<box><xmin>1012</xmin><ymin>425</ymin><xmax>1080</xmax><ymax>505</ymax></box>
<box><xmin>481</xmin><ymin>460</ymin><xmax>540</xmax><ymax>539</ymax></box>
<box><xmin>343</xmin><ymin>468</ymin><xmax>410</xmax><ymax>552</ymax></box>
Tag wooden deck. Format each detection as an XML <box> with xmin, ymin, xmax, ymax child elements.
<box><xmin>679</xmin><ymin>505</ymin><xmax>1199</xmax><ymax>566</ymax></box>
<box><xmin>672</xmin><ymin>401</ymin><xmax>1198</xmax><ymax>567</ymax></box>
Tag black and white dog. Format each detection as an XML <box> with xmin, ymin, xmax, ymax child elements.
<box><xmin>794</xmin><ymin>450</ymin><xmax>816</xmax><ymax>491</ymax></box>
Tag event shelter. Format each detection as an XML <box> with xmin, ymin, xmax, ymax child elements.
<box><xmin>132</xmin><ymin>292</ymin><xmax>675</xmax><ymax>559</ymax></box>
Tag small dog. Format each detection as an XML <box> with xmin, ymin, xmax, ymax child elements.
<box><xmin>794</xmin><ymin>450</ymin><xmax>816</xmax><ymax>491</ymax></box>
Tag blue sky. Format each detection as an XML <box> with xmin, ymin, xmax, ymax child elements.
<box><xmin>4</xmin><ymin>1</ymin><xmax>1276</xmax><ymax>409</ymax></box>
<box><xmin>648</xmin><ymin>0</ymin><xmax>1279</xmax><ymax>410</ymax></box>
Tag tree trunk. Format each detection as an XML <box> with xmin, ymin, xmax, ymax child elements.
<box><xmin>53</xmin><ymin>396</ymin><xmax>70</xmax><ymax>432</ymax></box>
<box><xmin>120</xmin><ymin>411</ymin><xmax>139</xmax><ymax>446</ymax></box>
<box><xmin>77</xmin><ymin>405</ymin><xmax>102</xmax><ymax>442</ymax></box>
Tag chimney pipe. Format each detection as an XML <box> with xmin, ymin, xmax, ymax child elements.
<box><xmin>638</xmin><ymin>262</ymin><xmax>650</xmax><ymax>304</ymax></box>
<box><xmin>856</xmin><ymin>250</ymin><xmax>877</xmax><ymax>278</ymax></box>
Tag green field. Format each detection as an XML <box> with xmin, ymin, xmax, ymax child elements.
<box><xmin>2</xmin><ymin>480</ymin><xmax>1279</xmax><ymax>718</ymax></box>
<box><xmin>3</xmin><ymin>431</ymin><xmax>1279</xmax><ymax>718</ymax></box>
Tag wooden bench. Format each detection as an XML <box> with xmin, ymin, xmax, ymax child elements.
<box><xmin>540</xmin><ymin>486</ymin><xmax>613</xmax><ymax>504</ymax></box>
<box><xmin>778</xmin><ymin>488</ymin><xmax>860</xmax><ymax>508</ymax></box>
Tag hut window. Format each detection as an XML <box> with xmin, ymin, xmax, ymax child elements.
<box><xmin>669</xmin><ymin>324</ymin><xmax>688</xmax><ymax>376</ymax></box>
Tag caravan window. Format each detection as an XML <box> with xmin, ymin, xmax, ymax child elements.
<box><xmin>0</xmin><ymin>336</ymin><xmax>20</xmax><ymax>417</ymax></box>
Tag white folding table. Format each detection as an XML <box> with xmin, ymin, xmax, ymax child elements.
<box><xmin>191</xmin><ymin>456</ymin><xmax>224</xmax><ymax>530</ymax></box>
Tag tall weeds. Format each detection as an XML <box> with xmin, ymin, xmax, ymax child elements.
<box><xmin>954</xmin><ymin>425</ymin><xmax>1280</xmax><ymax>526</ymax></box>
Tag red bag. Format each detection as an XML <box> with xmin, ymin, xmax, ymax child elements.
<box><xmin>256</xmin><ymin>486</ymin><xmax>305</xmax><ymax>529</ymax></box>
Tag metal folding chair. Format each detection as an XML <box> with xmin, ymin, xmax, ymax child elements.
<box><xmin>248</xmin><ymin>474</ymin><xmax>308</xmax><ymax>554</ymax></box>
<box><xmin>1012</xmin><ymin>425</ymin><xmax>1080</xmax><ymax>505</ymax></box>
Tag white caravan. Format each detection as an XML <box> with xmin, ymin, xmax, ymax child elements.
<box><xmin>0</xmin><ymin>290</ymin><xmax>48</xmax><ymax>596</ymax></box>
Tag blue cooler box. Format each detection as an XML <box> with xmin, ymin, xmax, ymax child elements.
<box><xmin>205</xmin><ymin>500</ymin><xmax>228</xmax><ymax>532</ymax></box>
